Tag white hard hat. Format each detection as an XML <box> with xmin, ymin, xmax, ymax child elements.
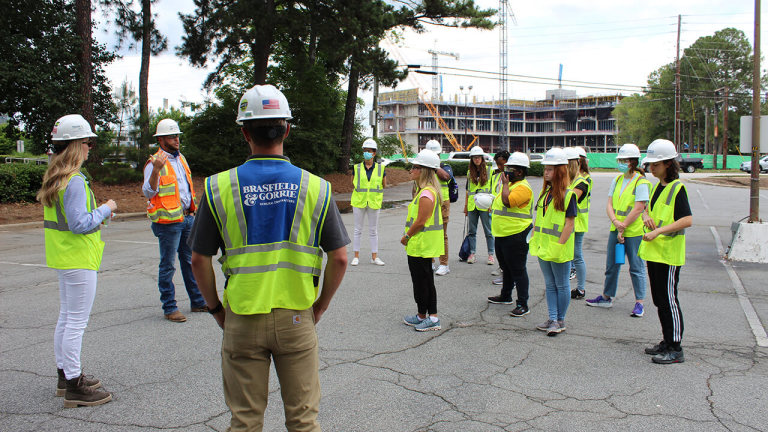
<box><xmin>362</xmin><ymin>138</ymin><xmax>377</xmax><ymax>150</ymax></box>
<box><xmin>51</xmin><ymin>114</ymin><xmax>97</xmax><ymax>141</ymax></box>
<box><xmin>644</xmin><ymin>139</ymin><xmax>678</xmax><ymax>163</ymax></box>
<box><xmin>617</xmin><ymin>143</ymin><xmax>641</xmax><ymax>159</ymax></box>
<box><xmin>575</xmin><ymin>146</ymin><xmax>587</xmax><ymax>157</ymax></box>
<box><xmin>564</xmin><ymin>147</ymin><xmax>580</xmax><ymax>160</ymax></box>
<box><xmin>154</xmin><ymin>119</ymin><xmax>182</xmax><ymax>137</ymax></box>
<box><xmin>473</xmin><ymin>193</ymin><xmax>494</xmax><ymax>210</ymax></box>
<box><xmin>542</xmin><ymin>148</ymin><xmax>568</xmax><ymax>165</ymax></box>
<box><xmin>411</xmin><ymin>148</ymin><xmax>440</xmax><ymax>169</ymax></box>
<box><xmin>505</xmin><ymin>152</ymin><xmax>530</xmax><ymax>168</ymax></box>
<box><xmin>236</xmin><ymin>85</ymin><xmax>292</xmax><ymax>124</ymax></box>
<box><xmin>469</xmin><ymin>146</ymin><xmax>485</xmax><ymax>157</ymax></box>
<box><xmin>425</xmin><ymin>140</ymin><xmax>442</xmax><ymax>154</ymax></box>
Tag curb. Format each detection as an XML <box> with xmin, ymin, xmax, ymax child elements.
<box><xmin>0</xmin><ymin>212</ymin><xmax>147</xmax><ymax>229</ymax></box>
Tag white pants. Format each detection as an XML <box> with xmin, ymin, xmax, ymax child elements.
<box><xmin>54</xmin><ymin>269</ymin><xmax>97</xmax><ymax>380</ymax></box>
<box><xmin>352</xmin><ymin>206</ymin><xmax>380</xmax><ymax>254</ymax></box>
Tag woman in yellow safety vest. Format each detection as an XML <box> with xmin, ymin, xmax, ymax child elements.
<box><xmin>586</xmin><ymin>143</ymin><xmax>650</xmax><ymax>318</ymax></box>
<box><xmin>530</xmin><ymin>148</ymin><xmax>577</xmax><ymax>336</ymax></box>
<box><xmin>639</xmin><ymin>139</ymin><xmax>692</xmax><ymax>364</ymax></box>
<box><xmin>37</xmin><ymin>114</ymin><xmax>116</xmax><ymax>408</ymax></box>
<box><xmin>464</xmin><ymin>146</ymin><xmax>495</xmax><ymax>265</ymax></box>
<box><xmin>564</xmin><ymin>147</ymin><xmax>591</xmax><ymax>299</ymax></box>
<box><xmin>401</xmin><ymin>150</ymin><xmax>444</xmax><ymax>332</ymax></box>
<box><xmin>350</xmin><ymin>138</ymin><xmax>387</xmax><ymax>266</ymax></box>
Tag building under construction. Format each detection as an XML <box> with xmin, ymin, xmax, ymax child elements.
<box><xmin>377</xmin><ymin>88</ymin><xmax>624</xmax><ymax>155</ymax></box>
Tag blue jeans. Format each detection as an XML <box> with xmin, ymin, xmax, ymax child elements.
<box><xmin>467</xmin><ymin>209</ymin><xmax>494</xmax><ymax>255</ymax></box>
<box><xmin>570</xmin><ymin>232</ymin><xmax>586</xmax><ymax>292</ymax></box>
<box><xmin>539</xmin><ymin>258</ymin><xmax>571</xmax><ymax>321</ymax></box>
<box><xmin>603</xmin><ymin>230</ymin><xmax>646</xmax><ymax>300</ymax></box>
<box><xmin>151</xmin><ymin>216</ymin><xmax>205</xmax><ymax>314</ymax></box>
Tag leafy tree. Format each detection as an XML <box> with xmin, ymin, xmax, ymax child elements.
<box><xmin>374</xmin><ymin>135</ymin><xmax>403</xmax><ymax>158</ymax></box>
<box><xmin>0</xmin><ymin>0</ymin><xmax>117</xmax><ymax>154</ymax></box>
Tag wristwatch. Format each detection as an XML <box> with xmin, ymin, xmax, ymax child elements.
<box><xmin>208</xmin><ymin>302</ymin><xmax>224</xmax><ymax>314</ymax></box>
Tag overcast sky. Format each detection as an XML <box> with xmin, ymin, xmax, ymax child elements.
<box><xmin>96</xmin><ymin>0</ymin><xmax>764</xmax><ymax>122</ymax></box>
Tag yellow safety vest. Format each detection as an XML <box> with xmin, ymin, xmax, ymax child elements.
<box><xmin>571</xmin><ymin>174</ymin><xmax>591</xmax><ymax>233</ymax></box>
<box><xmin>351</xmin><ymin>162</ymin><xmax>384</xmax><ymax>209</ymax></box>
<box><xmin>610</xmin><ymin>173</ymin><xmax>650</xmax><ymax>237</ymax></box>
<box><xmin>530</xmin><ymin>188</ymin><xmax>575</xmax><ymax>263</ymax></box>
<box><xmin>405</xmin><ymin>186</ymin><xmax>444</xmax><ymax>258</ymax></box>
<box><xmin>44</xmin><ymin>173</ymin><xmax>104</xmax><ymax>270</ymax></box>
<box><xmin>490</xmin><ymin>179</ymin><xmax>533</xmax><ymax>237</ymax></box>
<box><xmin>438</xmin><ymin>164</ymin><xmax>449</xmax><ymax>203</ymax></box>
<box><xmin>206</xmin><ymin>162</ymin><xmax>330</xmax><ymax>315</ymax></box>
<box><xmin>639</xmin><ymin>180</ymin><xmax>687</xmax><ymax>266</ymax></box>
<box><xmin>467</xmin><ymin>165</ymin><xmax>492</xmax><ymax>211</ymax></box>
<box><xmin>145</xmin><ymin>150</ymin><xmax>196</xmax><ymax>224</ymax></box>
<box><xmin>491</xmin><ymin>170</ymin><xmax>504</xmax><ymax>197</ymax></box>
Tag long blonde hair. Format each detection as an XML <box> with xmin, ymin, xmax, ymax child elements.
<box><xmin>567</xmin><ymin>159</ymin><xmax>581</xmax><ymax>183</ymax></box>
<box><xmin>37</xmin><ymin>140</ymin><xmax>88</xmax><ymax>207</ymax></box>
<box><xmin>415</xmin><ymin>167</ymin><xmax>443</xmax><ymax>203</ymax></box>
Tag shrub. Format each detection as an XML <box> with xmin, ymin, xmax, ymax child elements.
<box><xmin>444</xmin><ymin>161</ymin><xmax>469</xmax><ymax>176</ymax></box>
<box><xmin>0</xmin><ymin>163</ymin><xmax>47</xmax><ymax>203</ymax></box>
<box><xmin>528</xmin><ymin>163</ymin><xmax>544</xmax><ymax>177</ymax></box>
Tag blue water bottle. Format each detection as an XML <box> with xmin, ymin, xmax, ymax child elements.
<box><xmin>615</xmin><ymin>242</ymin><xmax>625</xmax><ymax>264</ymax></box>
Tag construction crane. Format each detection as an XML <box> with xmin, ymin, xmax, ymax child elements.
<box><xmin>428</xmin><ymin>48</ymin><xmax>459</xmax><ymax>101</ymax></box>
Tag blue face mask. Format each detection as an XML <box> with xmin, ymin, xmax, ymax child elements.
<box><xmin>617</xmin><ymin>162</ymin><xmax>629</xmax><ymax>173</ymax></box>
<box><xmin>363</xmin><ymin>152</ymin><xmax>373</xmax><ymax>160</ymax></box>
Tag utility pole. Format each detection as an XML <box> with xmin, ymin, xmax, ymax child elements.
<box><xmin>674</xmin><ymin>14</ymin><xmax>682</xmax><ymax>152</ymax></box>
<box><xmin>723</xmin><ymin>86</ymin><xmax>729</xmax><ymax>170</ymax></box>
<box><xmin>714</xmin><ymin>88</ymin><xmax>723</xmax><ymax>169</ymax></box>
<box><xmin>750</xmin><ymin>0</ymin><xmax>761</xmax><ymax>222</ymax></box>
<box><xmin>371</xmin><ymin>77</ymin><xmax>379</xmax><ymax>138</ymax></box>
<box><xmin>704</xmin><ymin>108</ymin><xmax>709</xmax><ymax>154</ymax></box>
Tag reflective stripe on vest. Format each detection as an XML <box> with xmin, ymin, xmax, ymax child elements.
<box><xmin>351</xmin><ymin>162</ymin><xmax>384</xmax><ymax>209</ymax></box>
<box><xmin>44</xmin><ymin>173</ymin><xmax>104</xmax><ymax>270</ymax></box>
<box><xmin>529</xmin><ymin>188</ymin><xmax>575</xmax><ymax>264</ymax></box>
<box><xmin>205</xmin><ymin>163</ymin><xmax>329</xmax><ymax>314</ymax></box>
<box><xmin>639</xmin><ymin>180</ymin><xmax>687</xmax><ymax>266</ymax></box>
<box><xmin>146</xmin><ymin>150</ymin><xmax>196</xmax><ymax>224</ymax></box>
<box><xmin>490</xmin><ymin>179</ymin><xmax>533</xmax><ymax>237</ymax></box>
<box><xmin>404</xmin><ymin>186</ymin><xmax>444</xmax><ymax>257</ymax></box>
<box><xmin>611</xmin><ymin>173</ymin><xmax>649</xmax><ymax>237</ymax></box>
<box><xmin>571</xmin><ymin>175</ymin><xmax>590</xmax><ymax>233</ymax></box>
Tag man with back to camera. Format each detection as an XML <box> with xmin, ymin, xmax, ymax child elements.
<box><xmin>143</xmin><ymin>118</ymin><xmax>207</xmax><ymax>322</ymax></box>
<box><xmin>188</xmin><ymin>84</ymin><xmax>349</xmax><ymax>431</ymax></box>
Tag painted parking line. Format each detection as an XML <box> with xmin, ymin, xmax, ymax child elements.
<box><xmin>696</xmin><ymin>189</ymin><xmax>710</xmax><ymax>210</ymax></box>
<box><xmin>0</xmin><ymin>261</ymin><xmax>47</xmax><ymax>268</ymax></box>
<box><xmin>710</xmin><ymin>226</ymin><xmax>768</xmax><ymax>347</ymax></box>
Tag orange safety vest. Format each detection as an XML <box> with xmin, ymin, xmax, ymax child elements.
<box><xmin>145</xmin><ymin>149</ymin><xmax>196</xmax><ymax>224</ymax></box>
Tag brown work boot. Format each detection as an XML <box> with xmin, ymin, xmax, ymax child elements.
<box><xmin>63</xmin><ymin>375</ymin><xmax>112</xmax><ymax>408</ymax></box>
<box><xmin>164</xmin><ymin>310</ymin><xmax>187</xmax><ymax>322</ymax></box>
<box><xmin>57</xmin><ymin>368</ymin><xmax>101</xmax><ymax>397</ymax></box>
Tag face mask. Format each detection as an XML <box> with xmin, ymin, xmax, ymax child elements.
<box><xmin>505</xmin><ymin>170</ymin><xmax>521</xmax><ymax>182</ymax></box>
<box><xmin>363</xmin><ymin>152</ymin><xmax>373</xmax><ymax>160</ymax></box>
<box><xmin>617</xmin><ymin>162</ymin><xmax>629</xmax><ymax>173</ymax></box>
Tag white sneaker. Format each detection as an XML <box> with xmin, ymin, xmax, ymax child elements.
<box><xmin>435</xmin><ymin>265</ymin><xmax>450</xmax><ymax>276</ymax></box>
<box><xmin>350</xmin><ymin>257</ymin><xmax>359</xmax><ymax>266</ymax></box>
<box><xmin>371</xmin><ymin>257</ymin><xmax>385</xmax><ymax>266</ymax></box>
<box><xmin>432</xmin><ymin>262</ymin><xmax>437</xmax><ymax>272</ymax></box>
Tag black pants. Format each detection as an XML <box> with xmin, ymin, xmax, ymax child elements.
<box><xmin>647</xmin><ymin>261</ymin><xmax>684</xmax><ymax>349</ymax></box>
<box><xmin>408</xmin><ymin>255</ymin><xmax>437</xmax><ymax>315</ymax></box>
<box><xmin>494</xmin><ymin>225</ymin><xmax>531</xmax><ymax>307</ymax></box>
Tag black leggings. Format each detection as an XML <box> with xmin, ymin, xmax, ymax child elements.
<box><xmin>408</xmin><ymin>256</ymin><xmax>437</xmax><ymax>315</ymax></box>
<box><xmin>647</xmin><ymin>261</ymin><xmax>684</xmax><ymax>348</ymax></box>
<box><xmin>494</xmin><ymin>225</ymin><xmax>531</xmax><ymax>307</ymax></box>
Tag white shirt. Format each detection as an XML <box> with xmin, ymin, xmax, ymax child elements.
<box><xmin>142</xmin><ymin>149</ymin><xmax>192</xmax><ymax>211</ymax></box>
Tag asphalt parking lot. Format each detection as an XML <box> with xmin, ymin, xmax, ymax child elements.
<box><xmin>1</xmin><ymin>171</ymin><xmax>766</xmax><ymax>431</ymax></box>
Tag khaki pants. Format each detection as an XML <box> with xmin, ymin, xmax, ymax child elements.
<box><xmin>222</xmin><ymin>307</ymin><xmax>320</xmax><ymax>432</ymax></box>
<box><xmin>439</xmin><ymin>200</ymin><xmax>450</xmax><ymax>265</ymax></box>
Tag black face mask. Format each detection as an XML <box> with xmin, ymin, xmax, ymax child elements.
<box><xmin>505</xmin><ymin>170</ymin><xmax>522</xmax><ymax>182</ymax></box>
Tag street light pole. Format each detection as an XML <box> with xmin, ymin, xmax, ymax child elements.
<box><xmin>459</xmin><ymin>85</ymin><xmax>473</xmax><ymax>150</ymax></box>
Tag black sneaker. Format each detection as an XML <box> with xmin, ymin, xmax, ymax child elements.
<box><xmin>488</xmin><ymin>296</ymin><xmax>513</xmax><ymax>305</ymax></box>
<box><xmin>570</xmin><ymin>289</ymin><xmax>585</xmax><ymax>299</ymax></box>
<box><xmin>569</xmin><ymin>267</ymin><xmax>576</xmax><ymax>280</ymax></box>
<box><xmin>644</xmin><ymin>341</ymin><xmax>667</xmax><ymax>355</ymax></box>
<box><xmin>652</xmin><ymin>348</ymin><xmax>685</xmax><ymax>364</ymax></box>
<box><xmin>509</xmin><ymin>305</ymin><xmax>530</xmax><ymax>317</ymax></box>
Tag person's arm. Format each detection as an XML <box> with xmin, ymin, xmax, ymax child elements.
<box><xmin>382</xmin><ymin>168</ymin><xmax>387</xmax><ymax>189</ymax></box>
<box><xmin>622</xmin><ymin>201</ymin><xmax>646</xmax><ymax>230</ymax></box>
<box><xmin>622</xmin><ymin>181</ymin><xmax>649</xmax><ymax>231</ymax></box>
<box><xmin>435</xmin><ymin>166</ymin><xmax>450</xmax><ymax>181</ymax></box>
<box><xmin>312</xmin><ymin>246</ymin><xmax>348</xmax><ymax>323</ymax></box>
<box><xmin>191</xmin><ymin>252</ymin><xmax>225</xmax><ymax>329</ymax></box>
<box><xmin>464</xmin><ymin>179</ymin><xmax>469</xmax><ymax>215</ymax></box>
<box><xmin>500</xmin><ymin>172</ymin><xmax>511</xmax><ymax>207</ymax></box>
<box><xmin>63</xmin><ymin>176</ymin><xmax>115</xmax><ymax>233</ymax></box>
<box><xmin>142</xmin><ymin>154</ymin><xmax>167</xmax><ymax>199</ymax></box>
<box><xmin>606</xmin><ymin>199</ymin><xmax>620</xmax><ymax>229</ymax></box>
<box><xmin>643</xmin><ymin>216</ymin><xmax>692</xmax><ymax>242</ymax></box>
<box><xmin>401</xmin><ymin>193</ymin><xmax>435</xmax><ymax>245</ymax></box>
<box><xmin>559</xmin><ymin>217</ymin><xmax>575</xmax><ymax>244</ymax></box>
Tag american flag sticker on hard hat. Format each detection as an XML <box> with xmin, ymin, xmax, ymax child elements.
<box><xmin>262</xmin><ymin>99</ymin><xmax>280</xmax><ymax>109</ymax></box>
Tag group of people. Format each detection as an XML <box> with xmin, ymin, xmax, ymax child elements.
<box><xmin>395</xmin><ymin>141</ymin><xmax>691</xmax><ymax>368</ymax></box>
<box><xmin>39</xmin><ymin>82</ymin><xmax>690</xmax><ymax>431</ymax></box>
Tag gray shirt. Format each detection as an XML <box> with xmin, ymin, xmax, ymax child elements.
<box><xmin>63</xmin><ymin>175</ymin><xmax>111</xmax><ymax>234</ymax></box>
<box><xmin>142</xmin><ymin>149</ymin><xmax>193</xmax><ymax>211</ymax></box>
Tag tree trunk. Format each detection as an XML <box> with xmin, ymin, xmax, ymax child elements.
<box><xmin>139</xmin><ymin>0</ymin><xmax>151</xmax><ymax>156</ymax></box>
<box><xmin>339</xmin><ymin>60</ymin><xmax>360</xmax><ymax>173</ymax></box>
<box><xmin>251</xmin><ymin>0</ymin><xmax>274</xmax><ymax>85</ymax></box>
<box><xmin>75</xmin><ymin>0</ymin><xmax>95</xmax><ymax>158</ymax></box>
